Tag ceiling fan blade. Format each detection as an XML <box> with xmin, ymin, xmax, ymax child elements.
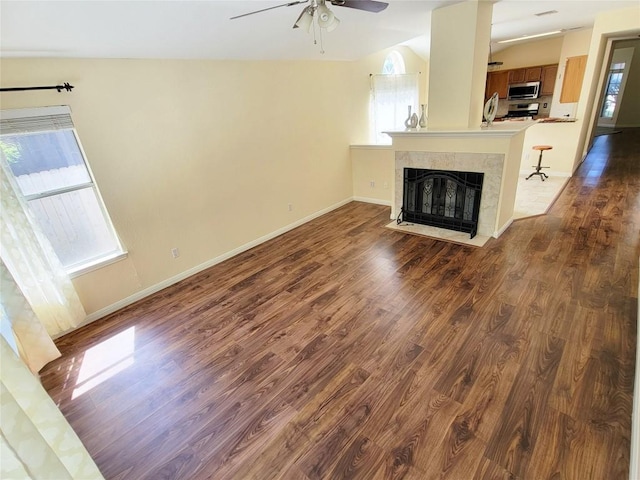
<box><xmin>230</xmin><ymin>0</ymin><xmax>309</xmax><ymax>20</ymax></box>
<box><xmin>330</xmin><ymin>0</ymin><xmax>388</xmax><ymax>13</ymax></box>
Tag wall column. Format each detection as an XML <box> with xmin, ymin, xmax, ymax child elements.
<box><xmin>427</xmin><ymin>0</ymin><xmax>493</xmax><ymax>129</ymax></box>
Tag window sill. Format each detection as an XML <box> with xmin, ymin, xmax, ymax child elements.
<box><xmin>68</xmin><ymin>251</ymin><xmax>129</xmax><ymax>279</ymax></box>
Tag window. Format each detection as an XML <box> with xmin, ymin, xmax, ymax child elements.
<box><xmin>382</xmin><ymin>51</ymin><xmax>406</xmax><ymax>75</ymax></box>
<box><xmin>370</xmin><ymin>51</ymin><xmax>419</xmax><ymax>144</ymax></box>
<box><xmin>600</xmin><ymin>62</ymin><xmax>625</xmax><ymax>119</ymax></box>
<box><xmin>0</xmin><ymin>106</ymin><xmax>124</xmax><ymax>274</ymax></box>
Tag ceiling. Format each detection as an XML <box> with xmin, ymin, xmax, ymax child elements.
<box><xmin>0</xmin><ymin>0</ymin><xmax>637</xmax><ymax>61</ymax></box>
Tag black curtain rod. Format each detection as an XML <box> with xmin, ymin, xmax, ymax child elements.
<box><xmin>0</xmin><ymin>82</ymin><xmax>74</xmax><ymax>93</ymax></box>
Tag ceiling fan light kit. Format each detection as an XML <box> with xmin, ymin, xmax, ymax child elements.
<box><xmin>231</xmin><ymin>0</ymin><xmax>388</xmax><ymax>52</ymax></box>
<box><xmin>293</xmin><ymin>6</ymin><xmax>314</xmax><ymax>31</ymax></box>
<box><xmin>317</xmin><ymin>2</ymin><xmax>340</xmax><ymax>32</ymax></box>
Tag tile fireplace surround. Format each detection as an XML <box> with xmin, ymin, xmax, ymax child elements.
<box><xmin>394</xmin><ymin>151</ymin><xmax>505</xmax><ymax>239</ymax></box>
<box><xmin>385</xmin><ymin>121</ymin><xmax>533</xmax><ymax>246</ymax></box>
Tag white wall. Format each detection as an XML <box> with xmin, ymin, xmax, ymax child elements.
<box><xmin>350</xmin><ymin>146</ymin><xmax>393</xmax><ymax>205</ymax></box>
<box><xmin>598</xmin><ymin>46</ymin><xmax>635</xmax><ymax>127</ymax></box>
<box><xmin>348</xmin><ymin>45</ymin><xmax>428</xmax><ymax>144</ymax></box>
<box><xmin>491</xmin><ymin>36</ymin><xmax>563</xmax><ymax>70</ymax></box>
<box><xmin>0</xmin><ymin>58</ymin><xmax>360</xmax><ymax>316</ymax></box>
<box><xmin>0</xmin><ymin>45</ymin><xmax>425</xmax><ymax>322</ymax></box>
<box><xmin>631</xmin><ymin>260</ymin><xmax>640</xmax><ymax>480</ymax></box>
<box><xmin>513</xmin><ymin>30</ymin><xmax>595</xmax><ymax>176</ymax></box>
<box><xmin>428</xmin><ymin>0</ymin><xmax>492</xmax><ymax>128</ymax></box>
<box><xmin>347</xmin><ymin>45</ymin><xmax>426</xmax><ymax>211</ymax></box>
<box><xmin>550</xmin><ymin>29</ymin><xmax>594</xmax><ymax>118</ymax></box>
<box><xmin>575</xmin><ymin>5</ymin><xmax>640</xmax><ymax>167</ymax></box>
<box><xmin>614</xmin><ymin>39</ymin><xmax>640</xmax><ymax>127</ymax></box>
<box><xmin>2</xmin><ymin>5</ymin><xmax>637</xmax><ymax>322</ymax></box>
<box><xmin>519</xmin><ymin>122</ymin><xmax>579</xmax><ymax>175</ymax></box>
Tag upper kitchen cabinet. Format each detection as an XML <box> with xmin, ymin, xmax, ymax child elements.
<box><xmin>560</xmin><ymin>55</ymin><xmax>588</xmax><ymax>103</ymax></box>
<box><xmin>508</xmin><ymin>69</ymin><xmax>526</xmax><ymax>84</ymax></box>
<box><xmin>486</xmin><ymin>70</ymin><xmax>509</xmax><ymax>99</ymax></box>
<box><xmin>525</xmin><ymin>67</ymin><xmax>542</xmax><ymax>82</ymax></box>
<box><xmin>509</xmin><ymin>67</ymin><xmax>542</xmax><ymax>83</ymax></box>
<box><xmin>485</xmin><ymin>63</ymin><xmax>558</xmax><ymax>100</ymax></box>
<box><xmin>540</xmin><ymin>65</ymin><xmax>558</xmax><ymax>96</ymax></box>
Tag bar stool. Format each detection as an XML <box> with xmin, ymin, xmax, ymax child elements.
<box><xmin>526</xmin><ymin>145</ymin><xmax>552</xmax><ymax>181</ymax></box>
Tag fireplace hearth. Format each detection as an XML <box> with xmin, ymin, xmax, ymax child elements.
<box><xmin>400</xmin><ymin>168</ymin><xmax>484</xmax><ymax>238</ymax></box>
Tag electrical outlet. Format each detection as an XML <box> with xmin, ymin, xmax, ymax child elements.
<box><xmin>383</xmin><ymin>182</ymin><xmax>388</xmax><ymax>189</ymax></box>
<box><xmin>288</xmin><ymin>203</ymin><xmax>293</xmax><ymax>211</ymax></box>
<box><xmin>370</xmin><ymin>181</ymin><xmax>375</xmax><ymax>188</ymax></box>
<box><xmin>171</xmin><ymin>247</ymin><xmax>180</xmax><ymax>259</ymax></box>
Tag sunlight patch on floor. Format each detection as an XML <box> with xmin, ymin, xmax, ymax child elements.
<box><xmin>72</xmin><ymin>326</ymin><xmax>136</xmax><ymax>399</ymax></box>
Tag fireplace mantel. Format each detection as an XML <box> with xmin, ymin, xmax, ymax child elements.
<box><xmin>383</xmin><ymin>119</ymin><xmax>537</xmax><ymax>139</ymax></box>
<box><xmin>384</xmin><ymin>121</ymin><xmax>535</xmax><ymax>243</ymax></box>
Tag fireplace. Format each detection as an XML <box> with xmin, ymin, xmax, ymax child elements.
<box><xmin>400</xmin><ymin>168</ymin><xmax>484</xmax><ymax>238</ymax></box>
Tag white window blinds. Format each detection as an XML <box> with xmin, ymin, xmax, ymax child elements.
<box><xmin>0</xmin><ymin>106</ymin><xmax>74</xmax><ymax>135</ymax></box>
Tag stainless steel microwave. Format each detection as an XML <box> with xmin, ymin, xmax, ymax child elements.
<box><xmin>507</xmin><ymin>82</ymin><xmax>540</xmax><ymax>100</ymax></box>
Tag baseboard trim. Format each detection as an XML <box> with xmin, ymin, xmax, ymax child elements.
<box><xmin>494</xmin><ymin>218</ymin><xmax>513</xmax><ymax>238</ymax></box>
<box><xmin>352</xmin><ymin>196</ymin><xmax>392</xmax><ymax>207</ymax></box>
<box><xmin>80</xmin><ymin>197</ymin><xmax>354</xmax><ymax>326</ymax></box>
<box><xmin>630</xmin><ymin>261</ymin><xmax>640</xmax><ymax>480</ymax></box>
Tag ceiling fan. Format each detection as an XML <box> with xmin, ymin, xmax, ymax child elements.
<box><xmin>231</xmin><ymin>0</ymin><xmax>389</xmax><ymax>48</ymax></box>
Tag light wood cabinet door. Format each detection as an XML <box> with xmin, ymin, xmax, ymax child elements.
<box><xmin>560</xmin><ymin>55</ymin><xmax>588</xmax><ymax>103</ymax></box>
<box><xmin>508</xmin><ymin>69</ymin><xmax>526</xmax><ymax>83</ymax></box>
<box><xmin>486</xmin><ymin>71</ymin><xmax>509</xmax><ymax>99</ymax></box>
<box><xmin>540</xmin><ymin>65</ymin><xmax>558</xmax><ymax>96</ymax></box>
<box><xmin>525</xmin><ymin>67</ymin><xmax>542</xmax><ymax>82</ymax></box>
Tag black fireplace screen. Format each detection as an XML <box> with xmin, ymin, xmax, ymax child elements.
<box><xmin>401</xmin><ymin>168</ymin><xmax>484</xmax><ymax>238</ymax></box>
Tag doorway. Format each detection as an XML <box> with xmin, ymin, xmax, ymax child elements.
<box><xmin>585</xmin><ymin>35</ymin><xmax>640</xmax><ymax>154</ymax></box>
<box><xmin>597</xmin><ymin>43</ymin><xmax>635</xmax><ymax>129</ymax></box>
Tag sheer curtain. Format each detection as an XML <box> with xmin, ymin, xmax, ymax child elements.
<box><xmin>370</xmin><ymin>73</ymin><xmax>419</xmax><ymax>144</ymax></box>
<box><xmin>0</xmin><ymin>260</ymin><xmax>61</xmax><ymax>373</ymax></box>
<box><xmin>1</xmin><ymin>336</ymin><xmax>104</xmax><ymax>479</ymax></box>
<box><xmin>0</xmin><ymin>159</ymin><xmax>86</xmax><ymax>372</ymax></box>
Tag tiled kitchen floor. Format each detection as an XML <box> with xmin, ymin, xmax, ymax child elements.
<box><xmin>513</xmin><ymin>173</ymin><xmax>569</xmax><ymax>219</ymax></box>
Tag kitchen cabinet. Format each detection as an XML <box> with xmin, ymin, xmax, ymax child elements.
<box><xmin>486</xmin><ymin>71</ymin><xmax>509</xmax><ymax>99</ymax></box>
<box><xmin>507</xmin><ymin>67</ymin><xmax>542</xmax><ymax>84</ymax></box>
<box><xmin>560</xmin><ymin>55</ymin><xmax>588</xmax><ymax>103</ymax></box>
<box><xmin>508</xmin><ymin>69</ymin><xmax>526</xmax><ymax>84</ymax></box>
<box><xmin>484</xmin><ymin>63</ymin><xmax>559</xmax><ymax>100</ymax></box>
<box><xmin>525</xmin><ymin>67</ymin><xmax>542</xmax><ymax>82</ymax></box>
<box><xmin>540</xmin><ymin>65</ymin><xmax>558</xmax><ymax>96</ymax></box>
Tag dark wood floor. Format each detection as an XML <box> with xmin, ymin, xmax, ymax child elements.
<box><xmin>42</xmin><ymin>129</ymin><xmax>639</xmax><ymax>479</ymax></box>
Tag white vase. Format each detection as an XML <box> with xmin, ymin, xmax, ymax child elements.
<box><xmin>484</xmin><ymin>93</ymin><xmax>499</xmax><ymax>125</ymax></box>
<box><xmin>410</xmin><ymin>113</ymin><xmax>419</xmax><ymax>129</ymax></box>
<box><xmin>419</xmin><ymin>104</ymin><xmax>427</xmax><ymax>128</ymax></box>
<box><xmin>404</xmin><ymin>105</ymin><xmax>413</xmax><ymax>129</ymax></box>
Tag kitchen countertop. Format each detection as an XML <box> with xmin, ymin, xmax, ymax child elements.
<box><xmin>493</xmin><ymin>116</ymin><xmax>577</xmax><ymax>123</ymax></box>
<box><xmin>536</xmin><ymin>117</ymin><xmax>577</xmax><ymax>123</ymax></box>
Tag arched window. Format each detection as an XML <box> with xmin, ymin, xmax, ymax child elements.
<box><xmin>382</xmin><ymin>51</ymin><xmax>406</xmax><ymax>75</ymax></box>
<box><xmin>370</xmin><ymin>51</ymin><xmax>418</xmax><ymax>144</ymax></box>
